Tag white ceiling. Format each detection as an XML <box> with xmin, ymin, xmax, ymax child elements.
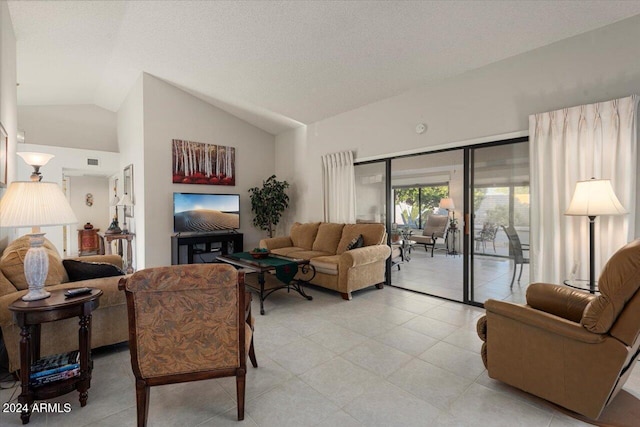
<box><xmin>9</xmin><ymin>1</ymin><xmax>640</xmax><ymax>135</ymax></box>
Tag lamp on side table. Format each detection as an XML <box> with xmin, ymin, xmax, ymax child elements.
<box><xmin>0</xmin><ymin>152</ymin><xmax>77</xmax><ymax>301</ymax></box>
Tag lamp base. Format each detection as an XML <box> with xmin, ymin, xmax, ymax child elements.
<box><xmin>22</xmin><ymin>288</ymin><xmax>51</xmax><ymax>301</ymax></box>
<box><xmin>21</xmin><ymin>233</ymin><xmax>51</xmax><ymax>301</ymax></box>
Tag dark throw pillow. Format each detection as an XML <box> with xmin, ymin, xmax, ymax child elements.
<box><xmin>63</xmin><ymin>259</ymin><xmax>125</xmax><ymax>282</ymax></box>
<box><xmin>346</xmin><ymin>234</ymin><xmax>364</xmax><ymax>251</ymax></box>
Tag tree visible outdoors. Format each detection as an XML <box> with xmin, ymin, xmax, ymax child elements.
<box><xmin>395</xmin><ymin>185</ymin><xmax>448</xmax><ymax>228</ymax></box>
<box><xmin>485</xmin><ymin>199</ymin><xmax>529</xmax><ymax>227</ymax></box>
<box><xmin>474</xmin><ymin>188</ymin><xmax>487</xmax><ymax>212</ymax></box>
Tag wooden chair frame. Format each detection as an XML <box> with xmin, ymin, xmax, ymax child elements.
<box><xmin>119</xmin><ymin>268</ymin><xmax>257</xmax><ymax>427</ymax></box>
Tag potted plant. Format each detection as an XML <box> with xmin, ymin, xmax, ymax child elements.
<box><xmin>248</xmin><ymin>175</ymin><xmax>290</xmax><ymax>238</ymax></box>
<box><xmin>449</xmin><ymin>217</ymin><xmax>458</xmax><ymax>230</ymax></box>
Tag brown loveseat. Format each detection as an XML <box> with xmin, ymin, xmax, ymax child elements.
<box><xmin>0</xmin><ymin>236</ymin><xmax>129</xmax><ymax>372</ymax></box>
<box><xmin>259</xmin><ymin>222</ymin><xmax>391</xmax><ymax>300</ymax></box>
<box><xmin>476</xmin><ymin>239</ymin><xmax>640</xmax><ymax>419</ymax></box>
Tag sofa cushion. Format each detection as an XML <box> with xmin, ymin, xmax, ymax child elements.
<box><xmin>290</xmin><ymin>222</ymin><xmax>321</xmax><ymax>250</ymax></box>
<box><xmin>270</xmin><ymin>247</ymin><xmax>306</xmax><ymax>257</ymax></box>
<box><xmin>337</xmin><ymin>223</ymin><xmax>386</xmax><ymax>254</ymax></box>
<box><xmin>310</xmin><ymin>255</ymin><xmax>339</xmax><ymax>275</ymax></box>
<box><xmin>312</xmin><ymin>223</ymin><xmax>345</xmax><ymax>254</ymax></box>
<box><xmin>0</xmin><ymin>236</ymin><xmax>69</xmax><ymax>290</ymax></box>
<box><xmin>283</xmin><ymin>250</ymin><xmax>332</xmax><ymax>261</ymax></box>
<box><xmin>0</xmin><ymin>269</ymin><xmax>17</xmax><ymax>298</ymax></box>
<box><xmin>346</xmin><ymin>234</ymin><xmax>364</xmax><ymax>251</ymax></box>
<box><xmin>62</xmin><ymin>259</ymin><xmax>125</xmax><ymax>282</ymax></box>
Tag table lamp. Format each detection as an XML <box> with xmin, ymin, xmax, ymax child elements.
<box><xmin>117</xmin><ymin>193</ymin><xmax>133</xmax><ymax>234</ymax></box>
<box><xmin>439</xmin><ymin>197</ymin><xmax>456</xmax><ymax>227</ymax></box>
<box><xmin>565</xmin><ymin>178</ymin><xmax>627</xmax><ymax>293</ymax></box>
<box><xmin>0</xmin><ymin>153</ymin><xmax>77</xmax><ymax>301</ymax></box>
<box><xmin>106</xmin><ymin>192</ymin><xmax>122</xmax><ymax>234</ymax></box>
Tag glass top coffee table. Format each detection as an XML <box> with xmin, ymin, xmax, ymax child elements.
<box><xmin>563</xmin><ymin>279</ymin><xmax>599</xmax><ymax>294</ymax></box>
<box><xmin>218</xmin><ymin>252</ymin><xmax>315</xmax><ymax>314</ymax></box>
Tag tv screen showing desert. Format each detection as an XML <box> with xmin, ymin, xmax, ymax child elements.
<box><xmin>174</xmin><ymin>194</ymin><xmax>240</xmax><ymax>232</ymax></box>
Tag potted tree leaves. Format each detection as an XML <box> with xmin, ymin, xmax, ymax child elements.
<box><xmin>248</xmin><ymin>175</ymin><xmax>289</xmax><ymax>238</ymax></box>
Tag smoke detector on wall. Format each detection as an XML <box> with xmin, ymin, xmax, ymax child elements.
<box><xmin>415</xmin><ymin>123</ymin><xmax>427</xmax><ymax>134</ymax></box>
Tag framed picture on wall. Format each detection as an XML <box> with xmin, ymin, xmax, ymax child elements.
<box><xmin>124</xmin><ymin>164</ymin><xmax>134</xmax><ymax>218</ymax></box>
<box><xmin>172</xmin><ymin>139</ymin><xmax>236</xmax><ymax>185</ymax></box>
<box><xmin>0</xmin><ymin>122</ymin><xmax>7</xmax><ymax>187</ymax></box>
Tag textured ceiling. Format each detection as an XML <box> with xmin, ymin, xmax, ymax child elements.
<box><xmin>9</xmin><ymin>1</ymin><xmax>640</xmax><ymax>135</ymax></box>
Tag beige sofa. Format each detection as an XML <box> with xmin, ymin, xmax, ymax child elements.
<box><xmin>259</xmin><ymin>222</ymin><xmax>391</xmax><ymax>300</ymax></box>
<box><xmin>0</xmin><ymin>236</ymin><xmax>129</xmax><ymax>373</ymax></box>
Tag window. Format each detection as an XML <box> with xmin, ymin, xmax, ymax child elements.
<box><xmin>394</xmin><ymin>184</ymin><xmax>448</xmax><ymax>229</ymax></box>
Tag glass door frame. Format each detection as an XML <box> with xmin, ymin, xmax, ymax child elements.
<box><xmin>354</xmin><ymin>159</ymin><xmax>392</xmax><ymax>285</ymax></box>
<box><xmin>354</xmin><ymin>135</ymin><xmax>529</xmax><ymax>307</ymax></box>
<box><xmin>466</xmin><ymin>136</ymin><xmax>529</xmax><ymax>306</ymax></box>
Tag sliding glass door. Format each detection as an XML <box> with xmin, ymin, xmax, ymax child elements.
<box><xmin>390</xmin><ymin>151</ymin><xmax>465</xmax><ymax>301</ymax></box>
<box><xmin>352</xmin><ymin>137</ymin><xmax>529</xmax><ymax>306</ymax></box>
<box><xmin>354</xmin><ymin>161</ymin><xmax>388</xmax><ymax>224</ymax></box>
<box><xmin>469</xmin><ymin>140</ymin><xmax>530</xmax><ymax>305</ymax></box>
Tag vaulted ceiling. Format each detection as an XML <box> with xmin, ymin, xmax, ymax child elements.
<box><xmin>9</xmin><ymin>1</ymin><xmax>640</xmax><ymax>134</ymax></box>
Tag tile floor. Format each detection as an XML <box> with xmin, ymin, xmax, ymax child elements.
<box><xmin>392</xmin><ymin>246</ymin><xmax>530</xmax><ymax>304</ymax></box>
<box><xmin>1</xmin><ymin>284</ymin><xmax>638</xmax><ymax>426</ymax></box>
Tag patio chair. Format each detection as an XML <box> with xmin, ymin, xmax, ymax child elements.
<box><xmin>474</xmin><ymin>222</ymin><xmax>498</xmax><ymax>253</ymax></box>
<box><xmin>412</xmin><ymin>214</ymin><xmax>448</xmax><ymax>257</ymax></box>
<box><xmin>119</xmin><ymin>264</ymin><xmax>257</xmax><ymax>426</ymax></box>
<box><xmin>501</xmin><ymin>225</ymin><xmax>529</xmax><ymax>289</ymax></box>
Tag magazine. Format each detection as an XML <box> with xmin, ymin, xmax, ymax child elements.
<box><xmin>30</xmin><ymin>351</ymin><xmax>80</xmax><ymax>379</ymax></box>
<box><xmin>30</xmin><ymin>367</ymin><xmax>80</xmax><ymax>386</ymax></box>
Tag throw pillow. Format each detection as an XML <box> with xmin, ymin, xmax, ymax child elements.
<box><xmin>346</xmin><ymin>234</ymin><xmax>364</xmax><ymax>251</ymax></box>
<box><xmin>63</xmin><ymin>259</ymin><xmax>125</xmax><ymax>282</ymax></box>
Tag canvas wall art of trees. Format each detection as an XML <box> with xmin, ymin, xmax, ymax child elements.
<box><xmin>172</xmin><ymin>139</ymin><xmax>236</xmax><ymax>185</ymax></box>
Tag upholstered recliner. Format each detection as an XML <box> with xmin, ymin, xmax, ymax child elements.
<box><xmin>477</xmin><ymin>239</ymin><xmax>640</xmax><ymax>419</ymax></box>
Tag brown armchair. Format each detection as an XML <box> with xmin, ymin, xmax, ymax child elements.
<box><xmin>412</xmin><ymin>214</ymin><xmax>448</xmax><ymax>257</ymax></box>
<box><xmin>476</xmin><ymin>239</ymin><xmax>640</xmax><ymax>420</ymax></box>
<box><xmin>119</xmin><ymin>264</ymin><xmax>257</xmax><ymax>426</ymax></box>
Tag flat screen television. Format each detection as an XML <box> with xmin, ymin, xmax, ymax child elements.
<box><xmin>173</xmin><ymin>193</ymin><xmax>240</xmax><ymax>233</ymax></box>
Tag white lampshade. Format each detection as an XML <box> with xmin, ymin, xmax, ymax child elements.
<box><xmin>439</xmin><ymin>198</ymin><xmax>455</xmax><ymax>210</ymax></box>
<box><xmin>0</xmin><ymin>181</ymin><xmax>78</xmax><ymax>228</ymax></box>
<box><xmin>17</xmin><ymin>152</ymin><xmax>55</xmax><ymax>167</ymax></box>
<box><xmin>117</xmin><ymin>193</ymin><xmax>133</xmax><ymax>207</ymax></box>
<box><xmin>565</xmin><ymin>179</ymin><xmax>627</xmax><ymax>217</ymax></box>
<box><xmin>0</xmin><ymin>180</ymin><xmax>78</xmax><ymax>301</ymax></box>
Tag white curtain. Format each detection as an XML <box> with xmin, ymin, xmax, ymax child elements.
<box><xmin>322</xmin><ymin>151</ymin><xmax>356</xmax><ymax>223</ymax></box>
<box><xmin>530</xmin><ymin>95</ymin><xmax>638</xmax><ymax>284</ymax></box>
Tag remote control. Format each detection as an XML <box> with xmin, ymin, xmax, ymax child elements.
<box><xmin>64</xmin><ymin>287</ymin><xmax>92</xmax><ymax>297</ymax></box>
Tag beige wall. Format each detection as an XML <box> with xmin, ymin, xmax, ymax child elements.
<box><xmin>275</xmin><ymin>14</ymin><xmax>640</xmax><ymax>233</ymax></box>
<box><xmin>116</xmin><ymin>74</ymin><xmax>144</xmax><ymax>268</ymax></box>
<box><xmin>139</xmin><ymin>74</ymin><xmax>276</xmax><ymax>268</ymax></box>
<box><xmin>18</xmin><ymin>105</ymin><xmax>118</xmax><ymax>152</ymax></box>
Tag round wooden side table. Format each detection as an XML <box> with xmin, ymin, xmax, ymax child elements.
<box><xmin>9</xmin><ymin>288</ymin><xmax>102</xmax><ymax>424</ymax></box>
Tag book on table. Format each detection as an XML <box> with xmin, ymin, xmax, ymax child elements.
<box><xmin>30</xmin><ymin>367</ymin><xmax>80</xmax><ymax>386</ymax></box>
<box><xmin>30</xmin><ymin>350</ymin><xmax>80</xmax><ymax>380</ymax></box>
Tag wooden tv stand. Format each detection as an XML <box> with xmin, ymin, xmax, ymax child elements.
<box><xmin>171</xmin><ymin>233</ymin><xmax>243</xmax><ymax>265</ymax></box>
